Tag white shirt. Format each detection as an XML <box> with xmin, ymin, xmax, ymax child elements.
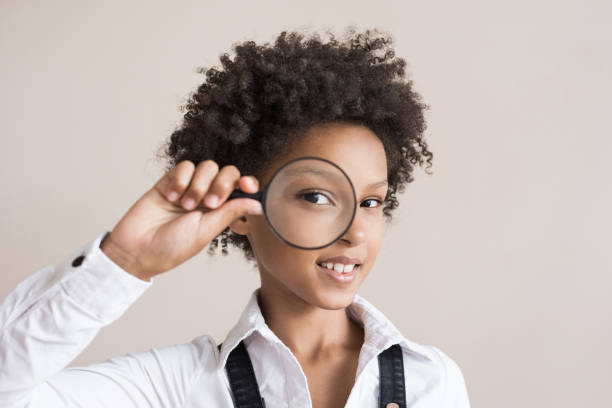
<box><xmin>0</xmin><ymin>231</ymin><xmax>470</xmax><ymax>407</ymax></box>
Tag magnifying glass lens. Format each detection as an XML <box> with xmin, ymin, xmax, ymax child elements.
<box><xmin>265</xmin><ymin>158</ymin><xmax>355</xmax><ymax>249</ymax></box>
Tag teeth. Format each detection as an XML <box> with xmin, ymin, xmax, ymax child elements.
<box><xmin>343</xmin><ymin>264</ymin><xmax>355</xmax><ymax>273</ymax></box>
<box><xmin>318</xmin><ymin>262</ymin><xmax>358</xmax><ymax>274</ymax></box>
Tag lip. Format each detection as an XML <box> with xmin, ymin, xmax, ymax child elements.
<box><xmin>317</xmin><ymin>256</ymin><xmax>362</xmax><ymax>265</ymax></box>
<box><xmin>316</xmin><ymin>262</ymin><xmax>359</xmax><ymax>284</ymax></box>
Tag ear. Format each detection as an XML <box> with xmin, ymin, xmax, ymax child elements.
<box><xmin>229</xmin><ymin>214</ymin><xmax>251</xmax><ymax>236</ymax></box>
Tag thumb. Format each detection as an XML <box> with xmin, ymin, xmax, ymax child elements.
<box><xmin>201</xmin><ymin>198</ymin><xmax>263</xmax><ymax>234</ymax></box>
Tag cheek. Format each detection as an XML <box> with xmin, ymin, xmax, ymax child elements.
<box><xmin>247</xmin><ymin>217</ymin><xmax>280</xmax><ymax>263</ymax></box>
<box><xmin>365</xmin><ymin>216</ymin><xmax>385</xmax><ymax>259</ymax></box>
<box><xmin>247</xmin><ymin>216</ymin><xmax>314</xmax><ymax>280</ymax></box>
<box><xmin>365</xmin><ymin>210</ymin><xmax>385</xmax><ymax>234</ymax></box>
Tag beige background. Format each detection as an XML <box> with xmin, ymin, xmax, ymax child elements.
<box><xmin>1</xmin><ymin>0</ymin><xmax>610</xmax><ymax>406</ymax></box>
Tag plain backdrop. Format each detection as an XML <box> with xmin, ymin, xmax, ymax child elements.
<box><xmin>1</xmin><ymin>1</ymin><xmax>610</xmax><ymax>407</ymax></box>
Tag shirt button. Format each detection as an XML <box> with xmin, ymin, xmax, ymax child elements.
<box><xmin>72</xmin><ymin>255</ymin><xmax>85</xmax><ymax>267</ymax></box>
<box><xmin>386</xmin><ymin>403</ymin><xmax>400</xmax><ymax>408</ymax></box>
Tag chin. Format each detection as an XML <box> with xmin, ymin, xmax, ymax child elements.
<box><xmin>312</xmin><ymin>288</ymin><xmax>357</xmax><ymax>310</ymax></box>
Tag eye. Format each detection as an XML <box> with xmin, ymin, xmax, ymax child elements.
<box><xmin>299</xmin><ymin>191</ymin><xmax>333</xmax><ymax>205</ymax></box>
<box><xmin>361</xmin><ymin>198</ymin><xmax>383</xmax><ymax>208</ymax></box>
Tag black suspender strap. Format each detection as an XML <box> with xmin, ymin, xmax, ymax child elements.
<box><xmin>377</xmin><ymin>343</ymin><xmax>407</xmax><ymax>408</ymax></box>
<box><xmin>218</xmin><ymin>341</ymin><xmax>406</xmax><ymax>408</ymax></box>
<box><xmin>218</xmin><ymin>342</ymin><xmax>266</xmax><ymax>408</ymax></box>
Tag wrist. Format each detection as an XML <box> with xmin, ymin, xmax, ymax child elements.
<box><xmin>100</xmin><ymin>232</ymin><xmax>152</xmax><ymax>282</ymax></box>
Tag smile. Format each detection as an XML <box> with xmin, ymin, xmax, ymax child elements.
<box><xmin>316</xmin><ymin>262</ymin><xmax>360</xmax><ymax>284</ymax></box>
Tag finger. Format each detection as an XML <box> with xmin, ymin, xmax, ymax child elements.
<box><xmin>154</xmin><ymin>160</ymin><xmax>196</xmax><ymax>203</ymax></box>
<box><xmin>203</xmin><ymin>165</ymin><xmax>241</xmax><ymax>209</ymax></box>
<box><xmin>199</xmin><ymin>197</ymin><xmax>263</xmax><ymax>239</ymax></box>
<box><xmin>180</xmin><ymin>160</ymin><xmax>220</xmax><ymax>210</ymax></box>
<box><xmin>238</xmin><ymin>175</ymin><xmax>259</xmax><ymax>194</ymax></box>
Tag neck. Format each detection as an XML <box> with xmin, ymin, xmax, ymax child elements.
<box><xmin>257</xmin><ymin>280</ymin><xmax>364</xmax><ymax>361</ymax></box>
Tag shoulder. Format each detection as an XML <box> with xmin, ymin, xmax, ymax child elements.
<box><xmin>130</xmin><ymin>334</ymin><xmax>218</xmax><ymax>380</ymax></box>
<box><xmin>400</xmin><ymin>342</ymin><xmax>470</xmax><ymax>407</ymax></box>
<box><xmin>185</xmin><ymin>334</ymin><xmax>219</xmax><ymax>368</ymax></box>
<box><xmin>428</xmin><ymin>345</ymin><xmax>467</xmax><ymax>388</ymax></box>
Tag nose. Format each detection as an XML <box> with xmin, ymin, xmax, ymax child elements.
<box><xmin>338</xmin><ymin>209</ymin><xmax>366</xmax><ymax>247</ymax></box>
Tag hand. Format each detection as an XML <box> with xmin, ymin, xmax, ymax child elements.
<box><xmin>100</xmin><ymin>160</ymin><xmax>262</xmax><ymax>281</ymax></box>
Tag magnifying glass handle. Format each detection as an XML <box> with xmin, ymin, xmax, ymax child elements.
<box><xmin>228</xmin><ymin>189</ymin><xmax>264</xmax><ymax>202</ymax></box>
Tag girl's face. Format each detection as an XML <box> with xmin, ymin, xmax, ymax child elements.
<box><xmin>231</xmin><ymin>122</ymin><xmax>388</xmax><ymax>309</ymax></box>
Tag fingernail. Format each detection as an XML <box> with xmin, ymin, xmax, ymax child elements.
<box><xmin>168</xmin><ymin>191</ymin><xmax>178</xmax><ymax>201</ymax></box>
<box><xmin>205</xmin><ymin>194</ymin><xmax>218</xmax><ymax>208</ymax></box>
<box><xmin>182</xmin><ymin>197</ymin><xmax>194</xmax><ymax>209</ymax></box>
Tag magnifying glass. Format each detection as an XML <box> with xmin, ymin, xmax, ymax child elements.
<box><xmin>227</xmin><ymin>156</ymin><xmax>357</xmax><ymax>250</ymax></box>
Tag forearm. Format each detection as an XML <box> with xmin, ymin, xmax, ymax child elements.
<box><xmin>0</xmin><ymin>231</ymin><xmax>152</xmax><ymax>407</ymax></box>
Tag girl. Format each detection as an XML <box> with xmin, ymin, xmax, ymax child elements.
<box><xmin>0</xmin><ymin>28</ymin><xmax>470</xmax><ymax>407</ymax></box>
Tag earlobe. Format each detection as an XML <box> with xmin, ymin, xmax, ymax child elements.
<box><xmin>229</xmin><ymin>215</ymin><xmax>250</xmax><ymax>236</ymax></box>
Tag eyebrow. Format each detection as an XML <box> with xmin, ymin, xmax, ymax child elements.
<box><xmin>285</xmin><ymin>167</ymin><xmax>334</xmax><ymax>178</ymax></box>
<box><xmin>282</xmin><ymin>167</ymin><xmax>388</xmax><ymax>189</ymax></box>
<box><xmin>283</xmin><ymin>167</ymin><xmax>346</xmax><ymax>183</ymax></box>
<box><xmin>367</xmin><ymin>180</ymin><xmax>388</xmax><ymax>189</ymax></box>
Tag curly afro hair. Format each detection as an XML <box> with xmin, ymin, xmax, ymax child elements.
<box><xmin>158</xmin><ymin>27</ymin><xmax>433</xmax><ymax>263</ymax></box>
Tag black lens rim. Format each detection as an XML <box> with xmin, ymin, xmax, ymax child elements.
<box><xmin>261</xmin><ymin>156</ymin><xmax>357</xmax><ymax>250</ymax></box>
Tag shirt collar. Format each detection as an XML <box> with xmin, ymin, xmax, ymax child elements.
<box><xmin>217</xmin><ymin>288</ymin><xmax>433</xmax><ymax>371</ymax></box>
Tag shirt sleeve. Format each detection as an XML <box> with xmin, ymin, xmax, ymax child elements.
<box><xmin>0</xmin><ymin>231</ymin><xmax>168</xmax><ymax>407</ymax></box>
<box><xmin>430</xmin><ymin>346</ymin><xmax>471</xmax><ymax>408</ymax></box>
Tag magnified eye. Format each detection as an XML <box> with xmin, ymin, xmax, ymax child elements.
<box><xmin>299</xmin><ymin>191</ymin><xmax>334</xmax><ymax>205</ymax></box>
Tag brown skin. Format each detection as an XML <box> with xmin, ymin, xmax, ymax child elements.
<box><xmin>101</xmin><ymin>122</ymin><xmax>388</xmax><ymax>408</ymax></box>
<box><xmin>100</xmin><ymin>161</ymin><xmax>264</xmax><ymax>281</ymax></box>
<box><xmin>229</xmin><ymin>123</ymin><xmax>389</xmax><ymax>407</ymax></box>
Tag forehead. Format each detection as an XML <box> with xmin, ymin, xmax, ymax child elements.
<box><xmin>261</xmin><ymin>123</ymin><xmax>388</xmax><ymax>189</ymax></box>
